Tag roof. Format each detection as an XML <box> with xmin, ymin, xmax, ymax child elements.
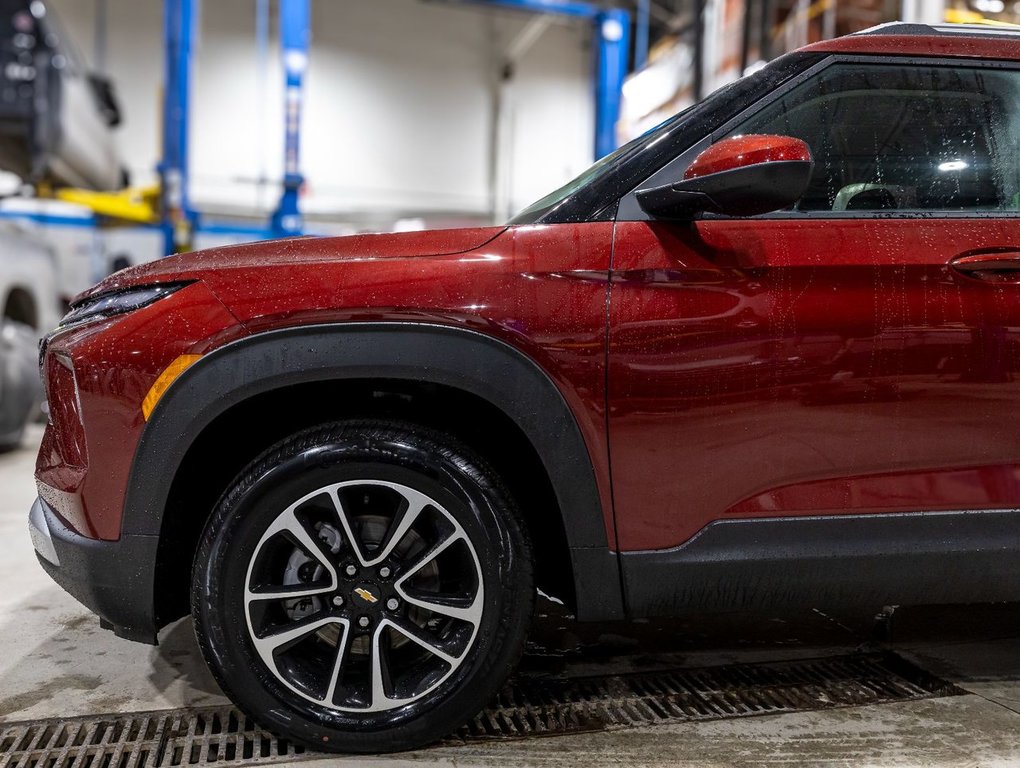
<box><xmin>802</xmin><ymin>21</ymin><xmax>1020</xmax><ymax>60</ymax></box>
<box><xmin>861</xmin><ymin>21</ymin><xmax>1020</xmax><ymax>38</ymax></box>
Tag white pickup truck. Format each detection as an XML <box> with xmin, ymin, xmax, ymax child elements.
<box><xmin>0</xmin><ymin>0</ymin><xmax>126</xmax><ymax>191</ymax></box>
<box><xmin>0</xmin><ymin>219</ymin><xmax>58</xmax><ymax>448</ymax></box>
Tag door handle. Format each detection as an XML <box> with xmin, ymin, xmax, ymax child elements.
<box><xmin>950</xmin><ymin>250</ymin><xmax>1020</xmax><ymax>280</ymax></box>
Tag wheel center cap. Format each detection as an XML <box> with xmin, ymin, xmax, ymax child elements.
<box><xmin>353</xmin><ymin>584</ymin><xmax>380</xmax><ymax>607</ymax></box>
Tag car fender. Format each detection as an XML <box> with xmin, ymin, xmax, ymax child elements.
<box><xmin>126</xmin><ymin>322</ymin><xmax>625</xmax><ymax>622</ymax></box>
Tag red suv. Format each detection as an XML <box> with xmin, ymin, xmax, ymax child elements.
<box><xmin>30</xmin><ymin>23</ymin><xmax>1020</xmax><ymax>753</ymax></box>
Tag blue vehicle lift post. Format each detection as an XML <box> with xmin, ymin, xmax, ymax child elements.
<box><xmin>271</xmin><ymin>0</ymin><xmax>310</xmax><ymax>237</ymax></box>
<box><xmin>634</xmin><ymin>0</ymin><xmax>650</xmax><ymax>69</ymax></box>
<box><xmin>594</xmin><ymin>8</ymin><xmax>630</xmax><ymax>160</ymax></box>
<box><xmin>463</xmin><ymin>0</ymin><xmax>631</xmax><ymax>159</ymax></box>
<box><xmin>162</xmin><ymin>0</ymin><xmax>309</xmax><ymax>251</ymax></box>
<box><xmin>160</xmin><ymin>0</ymin><xmax>195</xmax><ymax>255</ymax></box>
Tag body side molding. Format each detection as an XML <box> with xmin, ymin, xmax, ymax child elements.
<box><xmin>621</xmin><ymin>508</ymin><xmax>1020</xmax><ymax>616</ymax></box>
<box><xmin>125</xmin><ymin>322</ymin><xmax>624</xmax><ymax>625</ymax></box>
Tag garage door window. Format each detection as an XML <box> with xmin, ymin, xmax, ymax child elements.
<box><xmin>728</xmin><ymin>63</ymin><xmax>1020</xmax><ymax>214</ymax></box>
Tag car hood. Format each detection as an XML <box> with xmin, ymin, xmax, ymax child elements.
<box><xmin>79</xmin><ymin>226</ymin><xmax>508</xmax><ymax>301</ymax></box>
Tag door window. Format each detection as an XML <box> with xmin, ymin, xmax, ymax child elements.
<box><xmin>728</xmin><ymin>63</ymin><xmax>1020</xmax><ymax>213</ymax></box>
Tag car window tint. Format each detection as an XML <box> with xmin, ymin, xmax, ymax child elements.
<box><xmin>728</xmin><ymin>63</ymin><xmax>1020</xmax><ymax>214</ymax></box>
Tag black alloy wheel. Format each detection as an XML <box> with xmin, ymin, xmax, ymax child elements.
<box><xmin>191</xmin><ymin>420</ymin><xmax>534</xmax><ymax>753</ymax></box>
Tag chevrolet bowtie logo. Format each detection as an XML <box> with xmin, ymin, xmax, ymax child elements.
<box><xmin>354</xmin><ymin>587</ymin><xmax>378</xmax><ymax>604</ymax></box>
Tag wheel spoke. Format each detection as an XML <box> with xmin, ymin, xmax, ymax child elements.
<box><xmin>384</xmin><ymin>616</ymin><xmax>458</xmax><ymax>665</ymax></box>
<box><xmin>261</xmin><ymin>506</ymin><xmax>338</xmax><ymax>584</ymax></box>
<box><xmin>327</xmin><ymin>488</ymin><xmax>371</xmax><ymax>566</ymax></box>
<box><xmin>252</xmin><ymin>616</ymin><xmax>343</xmax><ymax>658</ymax></box>
<box><xmin>369</xmin><ymin>624</ymin><xmax>390</xmax><ymax>710</ymax></box>
<box><xmin>246</xmin><ymin>583</ymin><xmax>334</xmax><ymax>603</ymax></box>
<box><xmin>395</xmin><ymin>529</ymin><xmax>465</xmax><ymax>584</ymax></box>
<box><xmin>397</xmin><ymin>590</ymin><xmax>483</xmax><ymax>626</ymax></box>
<box><xmin>364</xmin><ymin>490</ymin><xmax>431</xmax><ymax>566</ymax></box>
<box><xmin>323</xmin><ymin>621</ymin><xmax>353</xmax><ymax>706</ymax></box>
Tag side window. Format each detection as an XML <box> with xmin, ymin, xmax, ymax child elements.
<box><xmin>728</xmin><ymin>63</ymin><xmax>1020</xmax><ymax>214</ymax></box>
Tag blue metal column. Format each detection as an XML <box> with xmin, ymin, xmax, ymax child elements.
<box><xmin>594</xmin><ymin>8</ymin><xmax>630</xmax><ymax>159</ymax></box>
<box><xmin>634</xmin><ymin>0</ymin><xmax>650</xmax><ymax>69</ymax></box>
<box><xmin>458</xmin><ymin>0</ymin><xmax>631</xmax><ymax>160</ymax></box>
<box><xmin>160</xmin><ymin>0</ymin><xmax>195</xmax><ymax>256</ymax></box>
<box><xmin>271</xmin><ymin>0</ymin><xmax>310</xmax><ymax>237</ymax></box>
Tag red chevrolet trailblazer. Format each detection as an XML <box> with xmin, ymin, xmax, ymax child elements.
<box><xmin>30</xmin><ymin>22</ymin><xmax>1020</xmax><ymax>753</ymax></box>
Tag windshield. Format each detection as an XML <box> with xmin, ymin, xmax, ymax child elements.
<box><xmin>509</xmin><ymin>109</ymin><xmax>695</xmax><ymax>224</ymax></box>
<box><xmin>507</xmin><ymin>52</ymin><xmax>817</xmax><ymax>225</ymax></box>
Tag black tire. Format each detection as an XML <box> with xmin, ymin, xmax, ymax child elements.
<box><xmin>191</xmin><ymin>420</ymin><xmax>534</xmax><ymax>753</ymax></box>
<box><xmin>0</xmin><ymin>319</ymin><xmax>40</xmax><ymax>450</ymax></box>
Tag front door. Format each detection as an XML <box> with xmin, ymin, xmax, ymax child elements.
<box><xmin>608</xmin><ymin>59</ymin><xmax>1020</xmax><ymax>571</ymax></box>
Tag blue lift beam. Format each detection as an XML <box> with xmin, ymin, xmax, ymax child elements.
<box><xmin>466</xmin><ymin>0</ymin><xmax>630</xmax><ymax>160</ymax></box>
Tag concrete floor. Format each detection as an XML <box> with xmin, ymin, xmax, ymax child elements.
<box><xmin>2</xmin><ymin>426</ymin><xmax>1020</xmax><ymax>766</ymax></box>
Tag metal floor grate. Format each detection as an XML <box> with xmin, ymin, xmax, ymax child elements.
<box><xmin>0</xmin><ymin>709</ymin><xmax>307</xmax><ymax>768</ymax></box>
<box><xmin>0</xmin><ymin>652</ymin><xmax>961</xmax><ymax>767</ymax></box>
<box><xmin>444</xmin><ymin>650</ymin><xmax>962</xmax><ymax>742</ymax></box>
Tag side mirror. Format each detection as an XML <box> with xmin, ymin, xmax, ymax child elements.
<box><xmin>636</xmin><ymin>134</ymin><xmax>813</xmax><ymax>220</ymax></box>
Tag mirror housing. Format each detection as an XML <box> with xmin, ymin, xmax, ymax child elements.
<box><xmin>636</xmin><ymin>134</ymin><xmax>813</xmax><ymax>220</ymax></box>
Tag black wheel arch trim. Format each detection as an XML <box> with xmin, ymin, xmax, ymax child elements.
<box><xmin>126</xmin><ymin>322</ymin><xmax>625</xmax><ymax>626</ymax></box>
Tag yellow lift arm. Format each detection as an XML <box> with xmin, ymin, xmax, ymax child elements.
<box><xmin>53</xmin><ymin>185</ymin><xmax>159</xmax><ymax>225</ymax></box>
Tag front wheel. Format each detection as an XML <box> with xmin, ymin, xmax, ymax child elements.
<box><xmin>191</xmin><ymin>420</ymin><xmax>534</xmax><ymax>753</ymax></box>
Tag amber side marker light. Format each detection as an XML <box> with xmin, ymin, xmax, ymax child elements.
<box><xmin>141</xmin><ymin>354</ymin><xmax>203</xmax><ymax>421</ymax></box>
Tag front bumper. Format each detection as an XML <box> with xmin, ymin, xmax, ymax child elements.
<box><xmin>28</xmin><ymin>497</ymin><xmax>60</xmax><ymax>566</ymax></box>
<box><xmin>29</xmin><ymin>496</ymin><xmax>160</xmax><ymax>644</ymax></box>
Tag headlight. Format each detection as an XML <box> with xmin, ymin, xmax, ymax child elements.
<box><xmin>60</xmin><ymin>282</ymin><xmax>192</xmax><ymax>329</ymax></box>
